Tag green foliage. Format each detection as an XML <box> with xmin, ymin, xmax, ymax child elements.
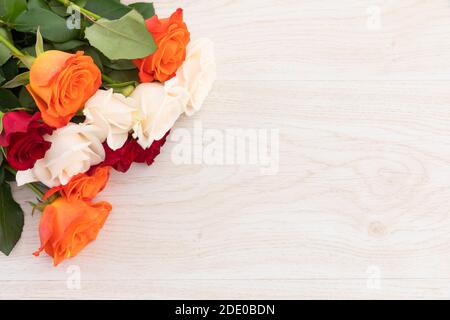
<box><xmin>103</xmin><ymin>58</ymin><xmax>136</xmax><ymax>71</ymax></box>
<box><xmin>0</xmin><ymin>88</ymin><xmax>20</xmax><ymax>111</ymax></box>
<box><xmin>0</xmin><ymin>180</ymin><xmax>24</xmax><ymax>256</ymax></box>
<box><xmin>85</xmin><ymin>10</ymin><xmax>156</xmax><ymax>60</ymax></box>
<box><xmin>84</xmin><ymin>0</ymin><xmax>154</xmax><ymax>20</ymax></box>
<box><xmin>15</xmin><ymin>7</ymin><xmax>80</xmax><ymax>42</ymax></box>
<box><xmin>83</xmin><ymin>46</ymin><xmax>103</xmax><ymax>71</ymax></box>
<box><xmin>1</xmin><ymin>59</ymin><xmax>18</xmax><ymax>82</ymax></box>
<box><xmin>0</xmin><ymin>28</ymin><xmax>12</xmax><ymax>66</ymax></box>
<box><xmin>28</xmin><ymin>0</ymin><xmax>50</xmax><ymax>10</ymax></box>
<box><xmin>0</xmin><ymin>0</ymin><xmax>27</xmax><ymax>22</ymax></box>
<box><xmin>1</xmin><ymin>71</ymin><xmax>29</xmax><ymax>88</ymax></box>
<box><xmin>129</xmin><ymin>2</ymin><xmax>155</xmax><ymax>19</ymax></box>
<box><xmin>52</xmin><ymin>39</ymin><xmax>86</xmax><ymax>51</ymax></box>
<box><xmin>48</xmin><ymin>0</ymin><xmax>86</xmax><ymax>17</ymax></box>
<box><xmin>18</xmin><ymin>86</ymin><xmax>35</xmax><ymax>108</ymax></box>
<box><xmin>84</xmin><ymin>0</ymin><xmax>131</xmax><ymax>20</ymax></box>
<box><xmin>107</xmin><ymin>68</ymin><xmax>139</xmax><ymax>83</ymax></box>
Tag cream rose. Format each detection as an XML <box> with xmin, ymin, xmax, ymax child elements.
<box><xmin>165</xmin><ymin>38</ymin><xmax>216</xmax><ymax>116</ymax></box>
<box><xmin>16</xmin><ymin>124</ymin><xmax>105</xmax><ymax>187</ymax></box>
<box><xmin>83</xmin><ymin>89</ymin><xmax>137</xmax><ymax>151</ymax></box>
<box><xmin>130</xmin><ymin>83</ymin><xmax>189</xmax><ymax>149</ymax></box>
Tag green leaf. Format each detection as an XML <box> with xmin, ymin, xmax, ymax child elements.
<box><xmin>14</xmin><ymin>7</ymin><xmax>80</xmax><ymax>43</ymax></box>
<box><xmin>129</xmin><ymin>2</ymin><xmax>155</xmax><ymax>19</ymax></box>
<box><xmin>35</xmin><ymin>27</ymin><xmax>44</xmax><ymax>56</ymax></box>
<box><xmin>107</xmin><ymin>69</ymin><xmax>139</xmax><ymax>83</ymax></box>
<box><xmin>1</xmin><ymin>71</ymin><xmax>29</xmax><ymax>89</ymax></box>
<box><xmin>98</xmin><ymin>49</ymin><xmax>136</xmax><ymax>71</ymax></box>
<box><xmin>52</xmin><ymin>39</ymin><xmax>86</xmax><ymax>51</ymax></box>
<box><xmin>28</xmin><ymin>0</ymin><xmax>49</xmax><ymax>10</ymax></box>
<box><xmin>103</xmin><ymin>58</ymin><xmax>136</xmax><ymax>71</ymax></box>
<box><xmin>1</xmin><ymin>59</ymin><xmax>18</xmax><ymax>81</ymax></box>
<box><xmin>0</xmin><ymin>69</ymin><xmax>5</xmax><ymax>84</ymax></box>
<box><xmin>0</xmin><ymin>181</ymin><xmax>24</xmax><ymax>256</ymax></box>
<box><xmin>0</xmin><ymin>0</ymin><xmax>27</xmax><ymax>22</ymax></box>
<box><xmin>0</xmin><ymin>147</ymin><xmax>6</xmax><ymax>164</ymax></box>
<box><xmin>18</xmin><ymin>86</ymin><xmax>35</xmax><ymax>108</ymax></box>
<box><xmin>0</xmin><ymin>28</ymin><xmax>12</xmax><ymax>67</ymax></box>
<box><xmin>3</xmin><ymin>166</ymin><xmax>14</xmax><ymax>183</ymax></box>
<box><xmin>84</xmin><ymin>0</ymin><xmax>131</xmax><ymax>20</ymax></box>
<box><xmin>95</xmin><ymin>48</ymin><xmax>137</xmax><ymax>71</ymax></box>
<box><xmin>0</xmin><ymin>89</ymin><xmax>20</xmax><ymax>111</ymax></box>
<box><xmin>82</xmin><ymin>46</ymin><xmax>103</xmax><ymax>72</ymax></box>
<box><xmin>48</xmin><ymin>0</ymin><xmax>69</xmax><ymax>17</ymax></box>
<box><xmin>85</xmin><ymin>10</ymin><xmax>156</xmax><ymax>60</ymax></box>
<box><xmin>48</xmin><ymin>0</ymin><xmax>86</xmax><ymax>17</ymax></box>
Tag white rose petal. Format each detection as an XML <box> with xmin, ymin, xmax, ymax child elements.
<box><xmin>131</xmin><ymin>83</ymin><xmax>189</xmax><ymax>149</ymax></box>
<box><xmin>16</xmin><ymin>123</ymin><xmax>105</xmax><ymax>188</ymax></box>
<box><xmin>165</xmin><ymin>38</ymin><xmax>217</xmax><ymax>116</ymax></box>
<box><xmin>84</xmin><ymin>89</ymin><xmax>137</xmax><ymax>151</ymax></box>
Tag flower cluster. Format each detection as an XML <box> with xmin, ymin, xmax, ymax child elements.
<box><xmin>0</xmin><ymin>1</ymin><xmax>215</xmax><ymax>265</ymax></box>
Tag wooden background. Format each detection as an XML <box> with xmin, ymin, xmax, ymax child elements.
<box><xmin>2</xmin><ymin>0</ymin><xmax>450</xmax><ymax>299</ymax></box>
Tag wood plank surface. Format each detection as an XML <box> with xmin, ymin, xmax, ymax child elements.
<box><xmin>2</xmin><ymin>0</ymin><xmax>450</xmax><ymax>299</ymax></box>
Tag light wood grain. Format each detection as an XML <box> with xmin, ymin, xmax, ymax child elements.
<box><xmin>2</xmin><ymin>0</ymin><xmax>450</xmax><ymax>299</ymax></box>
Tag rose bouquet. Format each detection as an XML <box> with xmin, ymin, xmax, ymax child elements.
<box><xmin>0</xmin><ymin>0</ymin><xmax>216</xmax><ymax>265</ymax></box>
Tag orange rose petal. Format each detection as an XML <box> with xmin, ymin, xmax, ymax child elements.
<box><xmin>28</xmin><ymin>50</ymin><xmax>101</xmax><ymax>128</ymax></box>
<box><xmin>135</xmin><ymin>8</ymin><xmax>190</xmax><ymax>83</ymax></box>
<box><xmin>35</xmin><ymin>198</ymin><xmax>112</xmax><ymax>266</ymax></box>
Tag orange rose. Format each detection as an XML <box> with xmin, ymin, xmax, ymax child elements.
<box><xmin>43</xmin><ymin>166</ymin><xmax>111</xmax><ymax>202</ymax></box>
<box><xmin>34</xmin><ymin>198</ymin><xmax>112</xmax><ymax>266</ymax></box>
<box><xmin>27</xmin><ymin>50</ymin><xmax>102</xmax><ymax>128</ymax></box>
<box><xmin>134</xmin><ymin>8</ymin><xmax>190</xmax><ymax>83</ymax></box>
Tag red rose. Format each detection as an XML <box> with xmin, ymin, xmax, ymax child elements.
<box><xmin>97</xmin><ymin>132</ymin><xmax>169</xmax><ymax>173</ymax></box>
<box><xmin>0</xmin><ymin>111</ymin><xmax>53</xmax><ymax>170</ymax></box>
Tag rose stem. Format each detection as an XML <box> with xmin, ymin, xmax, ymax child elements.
<box><xmin>0</xmin><ymin>19</ymin><xmax>13</xmax><ymax>28</ymax></box>
<box><xmin>3</xmin><ymin>165</ymin><xmax>45</xmax><ymax>199</ymax></box>
<box><xmin>0</xmin><ymin>33</ymin><xmax>35</xmax><ymax>68</ymax></box>
<box><xmin>54</xmin><ymin>0</ymin><xmax>102</xmax><ymax>20</ymax></box>
<box><xmin>101</xmin><ymin>74</ymin><xmax>117</xmax><ymax>85</ymax></box>
<box><xmin>0</xmin><ymin>33</ymin><xmax>25</xmax><ymax>58</ymax></box>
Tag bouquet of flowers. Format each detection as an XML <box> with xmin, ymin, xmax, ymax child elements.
<box><xmin>0</xmin><ymin>0</ymin><xmax>216</xmax><ymax>265</ymax></box>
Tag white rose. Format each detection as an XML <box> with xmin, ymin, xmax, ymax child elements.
<box><xmin>16</xmin><ymin>124</ymin><xmax>105</xmax><ymax>188</ymax></box>
<box><xmin>84</xmin><ymin>89</ymin><xmax>137</xmax><ymax>151</ymax></box>
<box><xmin>165</xmin><ymin>38</ymin><xmax>217</xmax><ymax>116</ymax></box>
<box><xmin>131</xmin><ymin>83</ymin><xmax>189</xmax><ymax>149</ymax></box>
